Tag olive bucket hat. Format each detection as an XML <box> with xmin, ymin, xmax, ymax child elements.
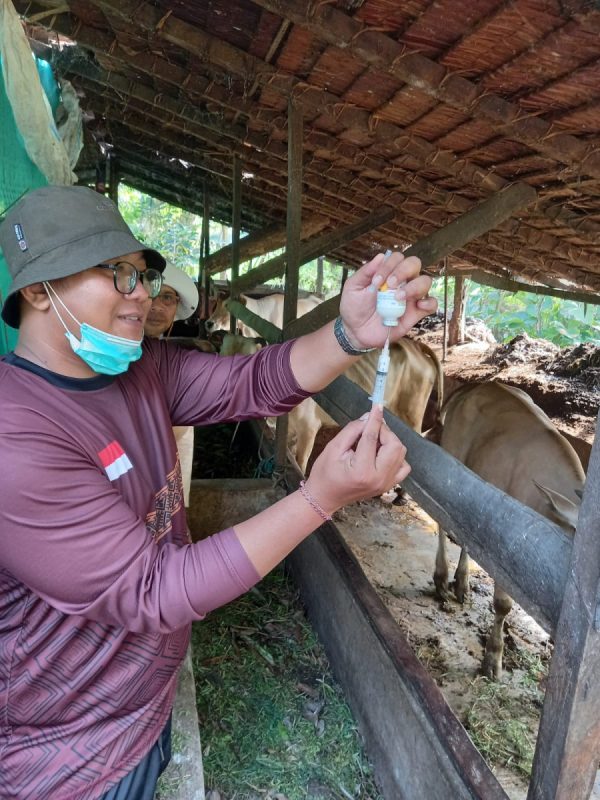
<box><xmin>0</xmin><ymin>185</ymin><xmax>166</xmax><ymax>328</ymax></box>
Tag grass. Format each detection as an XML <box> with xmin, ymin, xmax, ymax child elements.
<box><xmin>463</xmin><ymin>666</ymin><xmax>546</xmax><ymax>779</ymax></box>
<box><xmin>191</xmin><ymin>567</ymin><xmax>384</xmax><ymax>800</ymax></box>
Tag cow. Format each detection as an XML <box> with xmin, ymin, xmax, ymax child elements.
<box><xmin>432</xmin><ymin>381</ymin><xmax>585</xmax><ymax>679</ymax></box>
<box><xmin>219</xmin><ymin>333</ymin><xmax>265</xmax><ymax>356</ymax></box>
<box><xmin>205</xmin><ymin>292</ymin><xmax>321</xmax><ymax>338</ymax></box>
<box><xmin>289</xmin><ymin>337</ymin><xmax>444</xmax><ymax>473</ymax></box>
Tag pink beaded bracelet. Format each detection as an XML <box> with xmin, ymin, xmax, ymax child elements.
<box><xmin>299</xmin><ymin>480</ymin><xmax>333</xmax><ymax>522</ymax></box>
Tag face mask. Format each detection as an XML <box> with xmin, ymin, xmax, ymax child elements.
<box><xmin>44</xmin><ymin>282</ymin><xmax>143</xmax><ymax>375</ymax></box>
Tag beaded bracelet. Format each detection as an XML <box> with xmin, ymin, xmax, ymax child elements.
<box><xmin>333</xmin><ymin>316</ymin><xmax>376</xmax><ymax>357</ymax></box>
<box><xmin>299</xmin><ymin>480</ymin><xmax>333</xmax><ymax>522</ymax></box>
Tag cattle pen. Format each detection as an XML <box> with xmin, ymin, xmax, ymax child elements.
<box><xmin>2</xmin><ymin>2</ymin><xmax>600</xmax><ymax>799</ymax></box>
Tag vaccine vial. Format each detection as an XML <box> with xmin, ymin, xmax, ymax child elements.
<box><xmin>377</xmin><ymin>281</ymin><xmax>406</xmax><ymax>326</ymax></box>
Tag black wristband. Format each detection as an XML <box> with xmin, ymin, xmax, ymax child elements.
<box><xmin>333</xmin><ymin>316</ymin><xmax>376</xmax><ymax>356</ymax></box>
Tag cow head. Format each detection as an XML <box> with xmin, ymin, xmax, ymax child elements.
<box><xmin>532</xmin><ymin>479</ymin><xmax>582</xmax><ymax>532</ymax></box>
<box><xmin>205</xmin><ymin>291</ymin><xmax>247</xmax><ymax>333</ymax></box>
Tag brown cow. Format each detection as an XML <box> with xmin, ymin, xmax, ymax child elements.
<box><xmin>289</xmin><ymin>337</ymin><xmax>443</xmax><ymax>473</ymax></box>
<box><xmin>433</xmin><ymin>382</ymin><xmax>584</xmax><ymax>679</ymax></box>
<box><xmin>205</xmin><ymin>292</ymin><xmax>321</xmax><ymax>337</ymax></box>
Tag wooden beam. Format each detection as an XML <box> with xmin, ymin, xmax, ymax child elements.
<box><xmin>461</xmin><ymin>268</ymin><xmax>600</xmax><ymax>307</ymax></box>
<box><xmin>528</xmin><ymin>413</ymin><xmax>600</xmax><ymax>800</ymax></box>
<box><xmin>232</xmin><ymin>207</ymin><xmax>394</xmax><ymax>293</ymax></box>
<box><xmin>314</xmin><ymin>375</ymin><xmax>572</xmax><ymax>633</ymax></box>
<box><xmin>205</xmin><ymin>218</ymin><xmax>328</xmax><ymax>275</ymax></box>
<box><xmin>224</xmin><ymin>300</ymin><xmax>281</xmax><ymax>342</ymax></box>
<box><xmin>403</xmin><ymin>183</ymin><xmax>538</xmax><ymax>266</ymax></box>
<box><xmin>285</xmin><ymin>184</ymin><xmax>538</xmax><ymax>337</ymax></box>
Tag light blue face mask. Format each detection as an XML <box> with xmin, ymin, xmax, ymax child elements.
<box><xmin>44</xmin><ymin>282</ymin><xmax>143</xmax><ymax>375</ymax></box>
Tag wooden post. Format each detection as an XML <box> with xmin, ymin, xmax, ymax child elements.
<box><xmin>341</xmin><ymin>266</ymin><xmax>348</xmax><ymax>291</ymax></box>
<box><xmin>448</xmin><ymin>275</ymin><xmax>467</xmax><ymax>346</ymax></box>
<box><xmin>275</xmin><ymin>97</ymin><xmax>302</xmax><ymax>473</ymax></box>
<box><xmin>442</xmin><ymin>265</ymin><xmax>448</xmax><ymax>363</ymax></box>
<box><xmin>200</xmin><ymin>182</ymin><xmax>211</xmax><ymax>319</ymax></box>
<box><xmin>528</xmin><ymin>411</ymin><xmax>600</xmax><ymax>800</ymax></box>
<box><xmin>107</xmin><ymin>154</ymin><xmax>119</xmax><ymax>206</ymax></box>
<box><xmin>316</xmin><ymin>255</ymin><xmax>324</xmax><ymax>295</ymax></box>
<box><xmin>230</xmin><ymin>155</ymin><xmax>242</xmax><ymax>334</ymax></box>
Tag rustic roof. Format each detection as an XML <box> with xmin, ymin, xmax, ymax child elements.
<box><xmin>16</xmin><ymin>0</ymin><xmax>600</xmax><ymax>294</ymax></box>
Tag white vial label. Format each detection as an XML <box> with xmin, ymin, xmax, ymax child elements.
<box><xmin>377</xmin><ymin>289</ymin><xmax>406</xmax><ymax>326</ymax></box>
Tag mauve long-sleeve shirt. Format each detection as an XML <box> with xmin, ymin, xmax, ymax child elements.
<box><xmin>0</xmin><ymin>338</ymin><xmax>310</xmax><ymax>800</ymax></box>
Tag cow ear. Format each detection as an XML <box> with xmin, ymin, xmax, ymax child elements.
<box><xmin>532</xmin><ymin>480</ymin><xmax>580</xmax><ymax>531</ymax></box>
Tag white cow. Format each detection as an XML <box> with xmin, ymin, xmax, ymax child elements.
<box><xmin>205</xmin><ymin>292</ymin><xmax>321</xmax><ymax>338</ymax></box>
<box><xmin>219</xmin><ymin>333</ymin><xmax>264</xmax><ymax>356</ymax></box>
<box><xmin>433</xmin><ymin>382</ymin><xmax>585</xmax><ymax>679</ymax></box>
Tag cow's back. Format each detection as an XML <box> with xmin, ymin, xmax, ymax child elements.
<box><xmin>440</xmin><ymin>382</ymin><xmax>584</xmax><ymax>511</ymax></box>
<box><xmin>245</xmin><ymin>293</ymin><xmax>321</xmax><ymax>331</ymax></box>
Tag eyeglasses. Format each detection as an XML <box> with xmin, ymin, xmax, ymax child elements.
<box><xmin>96</xmin><ymin>261</ymin><xmax>163</xmax><ymax>299</ymax></box>
<box><xmin>153</xmin><ymin>291</ymin><xmax>179</xmax><ymax>307</ymax></box>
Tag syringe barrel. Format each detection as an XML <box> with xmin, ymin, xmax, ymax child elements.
<box><xmin>370</xmin><ymin>369</ymin><xmax>387</xmax><ymax>404</ymax></box>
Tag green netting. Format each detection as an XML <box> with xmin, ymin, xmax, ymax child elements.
<box><xmin>0</xmin><ymin>57</ymin><xmax>51</xmax><ymax>354</ymax></box>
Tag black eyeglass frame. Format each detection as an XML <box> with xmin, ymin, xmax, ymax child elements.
<box><xmin>96</xmin><ymin>261</ymin><xmax>163</xmax><ymax>299</ymax></box>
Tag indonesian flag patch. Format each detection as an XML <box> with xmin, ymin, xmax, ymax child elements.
<box><xmin>99</xmin><ymin>440</ymin><xmax>133</xmax><ymax>481</ymax></box>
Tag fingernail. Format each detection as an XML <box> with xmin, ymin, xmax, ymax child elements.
<box><xmin>368</xmin><ymin>275</ymin><xmax>383</xmax><ymax>293</ymax></box>
<box><xmin>396</xmin><ymin>288</ymin><xmax>406</xmax><ymax>300</ymax></box>
<box><xmin>386</xmin><ymin>274</ymin><xmax>398</xmax><ymax>288</ymax></box>
<box><xmin>359</xmin><ymin>412</ymin><xmax>369</xmax><ymax>421</ymax></box>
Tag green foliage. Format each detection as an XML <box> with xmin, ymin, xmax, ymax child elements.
<box><xmin>118</xmin><ymin>186</ymin><xmax>347</xmax><ymax>294</ymax></box>
<box><xmin>118</xmin><ymin>184</ymin><xmax>226</xmax><ymax>279</ymax></box>
<box><xmin>430</xmin><ymin>278</ymin><xmax>600</xmax><ymax>347</ymax></box>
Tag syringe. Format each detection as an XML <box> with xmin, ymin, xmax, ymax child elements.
<box><xmin>370</xmin><ymin>331</ymin><xmax>390</xmax><ymax>406</ymax></box>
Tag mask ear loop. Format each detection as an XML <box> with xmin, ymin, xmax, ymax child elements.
<box><xmin>43</xmin><ymin>281</ymin><xmax>82</xmax><ymax>335</ymax></box>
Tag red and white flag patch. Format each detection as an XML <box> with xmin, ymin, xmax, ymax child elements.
<box><xmin>99</xmin><ymin>440</ymin><xmax>133</xmax><ymax>481</ymax></box>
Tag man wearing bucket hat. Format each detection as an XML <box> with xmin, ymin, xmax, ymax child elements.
<box><xmin>144</xmin><ymin>260</ymin><xmax>199</xmax><ymax>507</ymax></box>
<box><xmin>0</xmin><ymin>185</ymin><xmax>435</xmax><ymax>800</ymax></box>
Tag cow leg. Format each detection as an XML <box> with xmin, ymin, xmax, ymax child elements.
<box><xmin>293</xmin><ymin>426</ymin><xmax>318</xmax><ymax>474</ymax></box>
<box><xmin>454</xmin><ymin>547</ymin><xmax>470</xmax><ymax>604</ymax></box>
<box><xmin>482</xmin><ymin>585</ymin><xmax>513</xmax><ymax>680</ymax></box>
<box><xmin>433</xmin><ymin>528</ymin><xmax>450</xmax><ymax>599</ymax></box>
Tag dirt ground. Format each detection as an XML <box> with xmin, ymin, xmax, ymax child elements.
<box><xmin>411</xmin><ymin>315</ymin><xmax>599</xmax><ymax>443</ymax></box>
